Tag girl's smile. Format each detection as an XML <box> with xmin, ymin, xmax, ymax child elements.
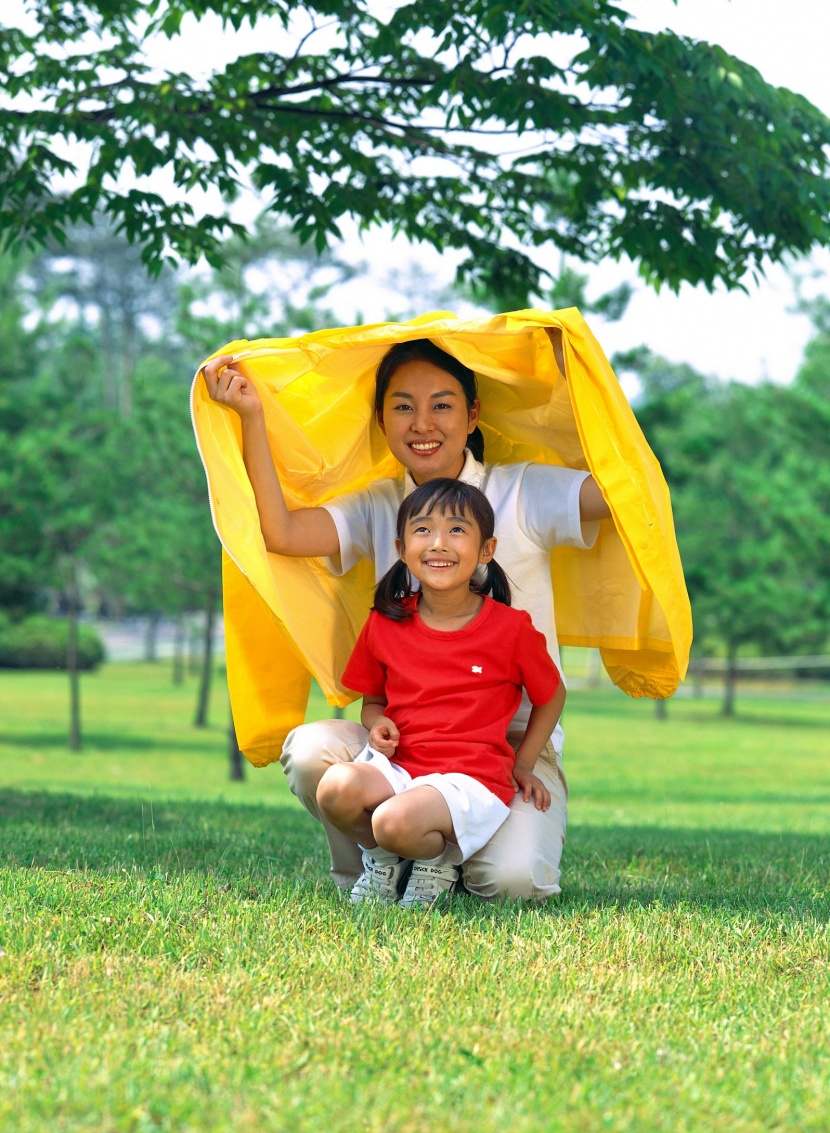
<box><xmin>379</xmin><ymin>361</ymin><xmax>480</xmax><ymax>484</ymax></box>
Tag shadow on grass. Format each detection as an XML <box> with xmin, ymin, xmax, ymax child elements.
<box><xmin>560</xmin><ymin>822</ymin><xmax>829</xmax><ymax>919</ymax></box>
<box><xmin>2</xmin><ymin>788</ymin><xmax>828</xmax><ymax>920</ymax></box>
<box><xmin>0</xmin><ymin>730</ymin><xmax>221</xmax><ymax>754</ymax></box>
<box><xmin>1</xmin><ymin>788</ymin><xmax>328</xmax><ymax>883</ymax></box>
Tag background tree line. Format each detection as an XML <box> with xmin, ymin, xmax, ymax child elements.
<box><xmin>2</xmin><ymin>0</ymin><xmax>830</xmax><ymax>746</ymax></box>
<box><xmin>1</xmin><ymin>214</ymin><xmax>828</xmax><ymax>749</ymax></box>
<box><xmin>0</xmin><ymin>215</ymin><xmax>366</xmax><ymax>757</ymax></box>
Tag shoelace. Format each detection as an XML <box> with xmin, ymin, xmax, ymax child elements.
<box><xmin>406</xmin><ymin>871</ymin><xmax>455</xmax><ymax>902</ymax></box>
<box><xmin>353</xmin><ymin>861</ymin><xmax>395</xmax><ymax>895</ymax></box>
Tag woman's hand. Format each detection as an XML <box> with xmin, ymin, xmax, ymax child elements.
<box><xmin>511</xmin><ymin>765</ymin><xmax>551</xmax><ymax>811</ymax></box>
<box><xmin>368</xmin><ymin>715</ymin><xmax>400</xmax><ymax>757</ymax></box>
<box><xmin>202</xmin><ymin>354</ymin><xmax>263</xmax><ymax>420</ymax></box>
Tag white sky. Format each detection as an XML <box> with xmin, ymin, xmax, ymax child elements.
<box><xmin>598</xmin><ymin>0</ymin><xmax>830</xmax><ymax>385</ymax></box>
<box><xmin>6</xmin><ymin>0</ymin><xmax>830</xmax><ymax>383</ymax></box>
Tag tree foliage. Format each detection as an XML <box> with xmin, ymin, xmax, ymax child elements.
<box><xmin>618</xmin><ymin>344</ymin><xmax>830</xmax><ymax>712</ymax></box>
<box><xmin>2</xmin><ymin>0</ymin><xmax>830</xmax><ymax>298</ymax></box>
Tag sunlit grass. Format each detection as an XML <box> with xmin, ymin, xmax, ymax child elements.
<box><xmin>1</xmin><ymin>663</ymin><xmax>828</xmax><ymax>1131</ymax></box>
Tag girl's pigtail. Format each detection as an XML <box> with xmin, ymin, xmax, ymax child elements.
<box><xmin>372</xmin><ymin>560</ymin><xmax>415</xmax><ymax>621</ymax></box>
<box><xmin>483</xmin><ymin>559</ymin><xmax>512</xmax><ymax>607</ymax></box>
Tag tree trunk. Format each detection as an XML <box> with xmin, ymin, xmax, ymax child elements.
<box><xmin>723</xmin><ymin>646</ymin><xmax>738</xmax><ymax>717</ymax></box>
<box><xmin>194</xmin><ymin>596</ymin><xmax>216</xmax><ymax>728</ymax></box>
<box><xmin>67</xmin><ymin>564</ymin><xmax>82</xmax><ymax>752</ymax></box>
<box><xmin>172</xmin><ymin>617</ymin><xmax>185</xmax><ymax>686</ymax></box>
<box><xmin>188</xmin><ymin>620</ymin><xmax>201</xmax><ymax>677</ymax></box>
<box><xmin>692</xmin><ymin>662</ymin><xmax>705</xmax><ymax>699</ymax></box>
<box><xmin>654</xmin><ymin>698</ymin><xmax>667</xmax><ymax>720</ymax></box>
<box><xmin>144</xmin><ymin>612</ymin><xmax>159</xmax><ymax>662</ymax></box>
<box><xmin>229</xmin><ymin>716</ymin><xmax>245</xmax><ymax>781</ymax></box>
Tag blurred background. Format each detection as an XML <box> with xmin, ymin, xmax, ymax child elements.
<box><xmin>1</xmin><ymin>0</ymin><xmax>829</xmax><ymax>779</ymax></box>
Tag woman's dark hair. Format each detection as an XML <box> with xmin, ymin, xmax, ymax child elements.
<box><xmin>374</xmin><ymin>339</ymin><xmax>485</xmax><ymax>462</ymax></box>
<box><xmin>373</xmin><ymin>479</ymin><xmax>511</xmax><ymax>621</ymax></box>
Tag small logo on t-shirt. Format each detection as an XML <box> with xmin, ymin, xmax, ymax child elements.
<box><xmin>471</xmin><ymin>665</ymin><xmax>483</xmax><ymax>674</ymax></box>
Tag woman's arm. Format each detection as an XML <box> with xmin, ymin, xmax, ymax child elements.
<box><xmin>545</xmin><ymin>328</ymin><xmax>612</xmax><ymax>524</ymax></box>
<box><xmin>579</xmin><ymin>475</ymin><xmax>612</xmax><ymax>522</ymax></box>
<box><xmin>511</xmin><ymin>682</ymin><xmax>567</xmax><ymax>810</ymax></box>
<box><xmin>202</xmin><ymin>355</ymin><xmax>340</xmax><ymax>557</ymax></box>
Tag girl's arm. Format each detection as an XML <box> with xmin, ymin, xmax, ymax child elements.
<box><xmin>512</xmin><ymin>682</ymin><xmax>567</xmax><ymax>810</ymax></box>
<box><xmin>202</xmin><ymin>355</ymin><xmax>340</xmax><ymax>557</ymax></box>
<box><xmin>361</xmin><ymin>695</ymin><xmax>400</xmax><ymax>757</ymax></box>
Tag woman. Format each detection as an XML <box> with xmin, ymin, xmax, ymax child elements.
<box><xmin>203</xmin><ymin>337</ymin><xmax>612</xmax><ymax>902</ymax></box>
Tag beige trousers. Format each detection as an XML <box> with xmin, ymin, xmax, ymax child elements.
<box><xmin>279</xmin><ymin>719</ymin><xmax>568</xmax><ymax>901</ymax></box>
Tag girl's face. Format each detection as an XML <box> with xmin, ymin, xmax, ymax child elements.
<box><xmin>379</xmin><ymin>361</ymin><xmax>480</xmax><ymax>484</ymax></box>
<box><xmin>396</xmin><ymin>507</ymin><xmax>496</xmax><ymax>596</ymax></box>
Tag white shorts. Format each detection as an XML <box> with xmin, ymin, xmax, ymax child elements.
<box><xmin>354</xmin><ymin>745</ymin><xmax>511</xmax><ymax>863</ymax></box>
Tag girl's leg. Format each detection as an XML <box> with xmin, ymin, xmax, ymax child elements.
<box><xmin>317</xmin><ymin>762</ymin><xmax>396</xmax><ymax>848</ymax></box>
<box><xmin>280</xmin><ymin>720</ymin><xmax>368</xmax><ymax>887</ymax></box>
<box><xmin>372</xmin><ymin>786</ymin><xmax>456</xmax><ymax>861</ymax></box>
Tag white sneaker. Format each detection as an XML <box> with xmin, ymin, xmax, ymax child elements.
<box><xmin>400</xmin><ymin>858</ymin><xmax>461</xmax><ymax>909</ymax></box>
<box><xmin>350</xmin><ymin>849</ymin><xmax>409</xmax><ymax>904</ymax></box>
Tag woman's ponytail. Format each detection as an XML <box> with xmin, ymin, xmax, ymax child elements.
<box><xmin>372</xmin><ymin>560</ymin><xmax>414</xmax><ymax>621</ymax></box>
<box><xmin>466</xmin><ymin>426</ymin><xmax>485</xmax><ymax>463</ymax></box>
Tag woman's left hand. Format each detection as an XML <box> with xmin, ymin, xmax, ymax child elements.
<box><xmin>511</xmin><ymin>767</ymin><xmax>551</xmax><ymax>811</ymax></box>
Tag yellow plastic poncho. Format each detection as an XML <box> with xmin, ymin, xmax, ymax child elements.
<box><xmin>192</xmin><ymin>308</ymin><xmax>692</xmax><ymax>767</ymax></box>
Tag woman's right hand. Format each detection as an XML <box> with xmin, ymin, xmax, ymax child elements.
<box><xmin>202</xmin><ymin>354</ymin><xmax>263</xmax><ymax>419</ymax></box>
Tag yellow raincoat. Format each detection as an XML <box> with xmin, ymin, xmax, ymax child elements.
<box><xmin>192</xmin><ymin>308</ymin><xmax>692</xmax><ymax>767</ymax></box>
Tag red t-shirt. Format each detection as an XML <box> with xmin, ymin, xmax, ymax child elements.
<box><xmin>342</xmin><ymin>596</ymin><xmax>560</xmax><ymax>804</ymax></box>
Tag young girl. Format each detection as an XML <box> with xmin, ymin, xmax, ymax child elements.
<box><xmin>316</xmin><ymin>479</ymin><xmax>565</xmax><ymax>907</ymax></box>
<box><xmin>202</xmin><ymin>336</ymin><xmax>609</xmax><ymax>901</ymax></box>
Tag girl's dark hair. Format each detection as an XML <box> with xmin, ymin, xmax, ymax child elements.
<box><xmin>373</xmin><ymin>479</ymin><xmax>511</xmax><ymax>621</ymax></box>
<box><xmin>374</xmin><ymin>339</ymin><xmax>485</xmax><ymax>462</ymax></box>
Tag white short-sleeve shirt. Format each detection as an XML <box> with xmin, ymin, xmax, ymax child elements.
<box><xmin>323</xmin><ymin>451</ymin><xmax>599</xmax><ymax>753</ymax></box>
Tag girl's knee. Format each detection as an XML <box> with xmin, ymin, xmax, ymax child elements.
<box><xmin>371</xmin><ymin>799</ymin><xmax>409</xmax><ymax>856</ymax></box>
<box><xmin>280</xmin><ymin>719</ymin><xmax>366</xmax><ymax>792</ymax></box>
<box><xmin>316</xmin><ymin>763</ymin><xmax>362</xmax><ymax>821</ymax></box>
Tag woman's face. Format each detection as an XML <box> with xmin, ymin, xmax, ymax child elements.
<box><xmin>379</xmin><ymin>361</ymin><xmax>480</xmax><ymax>484</ymax></box>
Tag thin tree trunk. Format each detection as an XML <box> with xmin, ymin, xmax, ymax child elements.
<box><xmin>67</xmin><ymin>564</ymin><xmax>82</xmax><ymax>752</ymax></box>
<box><xmin>723</xmin><ymin>646</ymin><xmax>738</xmax><ymax>717</ymax></box>
<box><xmin>693</xmin><ymin>662</ymin><xmax>705</xmax><ymax>699</ymax></box>
<box><xmin>144</xmin><ymin>612</ymin><xmax>159</xmax><ymax>662</ymax></box>
<box><xmin>194</xmin><ymin>596</ymin><xmax>216</xmax><ymax>728</ymax></box>
<box><xmin>654</xmin><ymin>698</ymin><xmax>667</xmax><ymax>720</ymax></box>
<box><xmin>188</xmin><ymin>619</ymin><xmax>201</xmax><ymax>677</ymax></box>
<box><xmin>229</xmin><ymin>716</ymin><xmax>245</xmax><ymax>781</ymax></box>
<box><xmin>172</xmin><ymin>616</ymin><xmax>185</xmax><ymax>686</ymax></box>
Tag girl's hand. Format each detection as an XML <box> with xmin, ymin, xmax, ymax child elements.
<box><xmin>511</xmin><ymin>766</ymin><xmax>551</xmax><ymax>811</ymax></box>
<box><xmin>202</xmin><ymin>354</ymin><xmax>263</xmax><ymax>420</ymax></box>
<box><xmin>368</xmin><ymin>716</ymin><xmax>400</xmax><ymax>757</ymax></box>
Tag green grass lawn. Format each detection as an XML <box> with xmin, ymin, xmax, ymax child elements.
<box><xmin>1</xmin><ymin>662</ymin><xmax>828</xmax><ymax>1132</ymax></box>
